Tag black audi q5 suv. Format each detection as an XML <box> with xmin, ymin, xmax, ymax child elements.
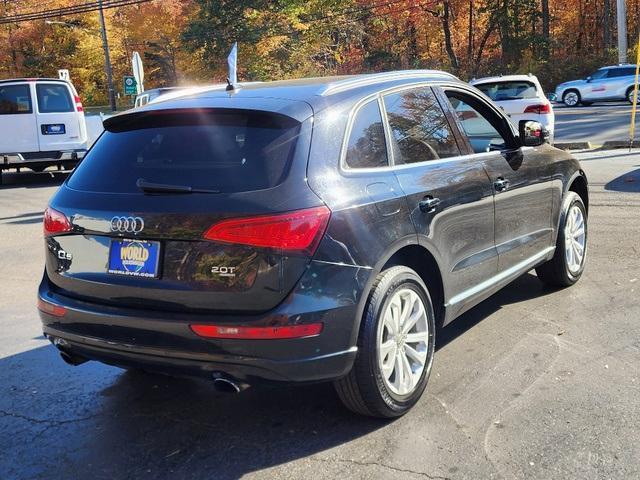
<box><xmin>39</xmin><ymin>70</ymin><xmax>588</xmax><ymax>417</ymax></box>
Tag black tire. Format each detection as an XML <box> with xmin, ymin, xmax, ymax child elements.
<box><xmin>563</xmin><ymin>90</ymin><xmax>581</xmax><ymax>107</ymax></box>
<box><xmin>626</xmin><ymin>87</ymin><xmax>639</xmax><ymax>105</ymax></box>
<box><xmin>334</xmin><ymin>266</ymin><xmax>436</xmax><ymax>418</ymax></box>
<box><xmin>536</xmin><ymin>192</ymin><xmax>587</xmax><ymax>287</ymax></box>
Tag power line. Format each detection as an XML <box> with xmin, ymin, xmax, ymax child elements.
<box><xmin>0</xmin><ymin>0</ymin><xmax>154</xmax><ymax>24</ymax></box>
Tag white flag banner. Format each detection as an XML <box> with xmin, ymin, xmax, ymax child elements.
<box><xmin>132</xmin><ymin>51</ymin><xmax>144</xmax><ymax>94</ymax></box>
<box><xmin>227</xmin><ymin>42</ymin><xmax>238</xmax><ymax>87</ymax></box>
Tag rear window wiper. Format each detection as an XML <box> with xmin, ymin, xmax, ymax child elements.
<box><xmin>136</xmin><ymin>178</ymin><xmax>220</xmax><ymax>194</ymax></box>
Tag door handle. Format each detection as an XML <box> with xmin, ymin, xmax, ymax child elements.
<box><xmin>494</xmin><ymin>177</ymin><xmax>510</xmax><ymax>192</ymax></box>
<box><xmin>419</xmin><ymin>196</ymin><xmax>441</xmax><ymax>213</ymax></box>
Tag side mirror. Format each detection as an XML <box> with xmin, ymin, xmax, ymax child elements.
<box><xmin>519</xmin><ymin>120</ymin><xmax>548</xmax><ymax>147</ymax></box>
<box><xmin>585</xmin><ymin>76</ymin><xmax>592</xmax><ymax>83</ymax></box>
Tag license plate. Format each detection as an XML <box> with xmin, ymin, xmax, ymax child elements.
<box><xmin>108</xmin><ymin>239</ymin><xmax>160</xmax><ymax>278</ymax></box>
<box><xmin>41</xmin><ymin>124</ymin><xmax>66</xmax><ymax>135</ymax></box>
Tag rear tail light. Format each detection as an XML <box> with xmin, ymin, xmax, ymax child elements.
<box><xmin>190</xmin><ymin>323</ymin><xmax>323</xmax><ymax>339</ymax></box>
<box><xmin>203</xmin><ymin>206</ymin><xmax>331</xmax><ymax>255</ymax></box>
<box><xmin>43</xmin><ymin>207</ymin><xmax>72</xmax><ymax>236</ymax></box>
<box><xmin>38</xmin><ymin>298</ymin><xmax>67</xmax><ymax>317</ymax></box>
<box><xmin>74</xmin><ymin>95</ymin><xmax>84</xmax><ymax>112</ymax></box>
<box><xmin>523</xmin><ymin>103</ymin><xmax>552</xmax><ymax>114</ymax></box>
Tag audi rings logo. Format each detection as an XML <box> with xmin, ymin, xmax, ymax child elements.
<box><xmin>110</xmin><ymin>216</ymin><xmax>145</xmax><ymax>234</ymax></box>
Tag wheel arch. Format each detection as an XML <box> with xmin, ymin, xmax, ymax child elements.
<box><xmin>567</xmin><ymin>170</ymin><xmax>589</xmax><ymax>215</ymax></box>
<box><xmin>562</xmin><ymin>88</ymin><xmax>581</xmax><ymax>103</ymax></box>
<box><xmin>383</xmin><ymin>245</ymin><xmax>446</xmax><ymax>327</ymax></box>
<box><xmin>349</xmin><ymin>240</ymin><xmax>447</xmax><ymax>348</ymax></box>
<box><xmin>625</xmin><ymin>84</ymin><xmax>640</xmax><ymax>101</ymax></box>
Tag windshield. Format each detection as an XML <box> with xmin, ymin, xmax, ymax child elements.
<box><xmin>475</xmin><ymin>81</ymin><xmax>538</xmax><ymax>101</ymax></box>
<box><xmin>67</xmin><ymin>110</ymin><xmax>301</xmax><ymax>194</ymax></box>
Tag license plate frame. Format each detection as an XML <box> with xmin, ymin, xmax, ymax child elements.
<box><xmin>108</xmin><ymin>239</ymin><xmax>161</xmax><ymax>278</ymax></box>
<box><xmin>41</xmin><ymin>124</ymin><xmax>66</xmax><ymax>135</ymax></box>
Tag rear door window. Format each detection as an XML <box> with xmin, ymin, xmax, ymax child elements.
<box><xmin>345</xmin><ymin>99</ymin><xmax>389</xmax><ymax>168</ymax></box>
<box><xmin>383</xmin><ymin>87</ymin><xmax>460</xmax><ymax>164</ymax></box>
<box><xmin>0</xmin><ymin>84</ymin><xmax>32</xmax><ymax>114</ymax></box>
<box><xmin>36</xmin><ymin>84</ymin><xmax>74</xmax><ymax>113</ymax></box>
<box><xmin>67</xmin><ymin>110</ymin><xmax>302</xmax><ymax>194</ymax></box>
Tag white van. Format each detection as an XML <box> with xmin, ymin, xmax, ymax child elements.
<box><xmin>0</xmin><ymin>78</ymin><xmax>88</xmax><ymax>183</ymax></box>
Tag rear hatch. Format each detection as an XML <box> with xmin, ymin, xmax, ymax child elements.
<box><xmin>45</xmin><ymin>104</ymin><xmax>326</xmax><ymax>313</ymax></box>
<box><xmin>34</xmin><ymin>81</ymin><xmax>85</xmax><ymax>151</ymax></box>
<box><xmin>474</xmin><ymin>80</ymin><xmax>547</xmax><ymax>117</ymax></box>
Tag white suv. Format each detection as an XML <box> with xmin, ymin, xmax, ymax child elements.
<box><xmin>0</xmin><ymin>78</ymin><xmax>88</xmax><ymax>184</ymax></box>
<box><xmin>470</xmin><ymin>74</ymin><xmax>554</xmax><ymax>144</ymax></box>
<box><xmin>555</xmin><ymin>64</ymin><xmax>639</xmax><ymax>106</ymax></box>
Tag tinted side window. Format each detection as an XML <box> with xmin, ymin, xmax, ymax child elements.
<box><xmin>590</xmin><ymin>69</ymin><xmax>609</xmax><ymax>80</ymax></box>
<box><xmin>619</xmin><ymin>67</ymin><xmax>637</xmax><ymax>77</ymax></box>
<box><xmin>0</xmin><ymin>84</ymin><xmax>32</xmax><ymax>114</ymax></box>
<box><xmin>445</xmin><ymin>92</ymin><xmax>509</xmax><ymax>154</ymax></box>
<box><xmin>36</xmin><ymin>84</ymin><xmax>74</xmax><ymax>113</ymax></box>
<box><xmin>345</xmin><ymin>99</ymin><xmax>388</xmax><ymax>168</ymax></box>
<box><xmin>383</xmin><ymin>87</ymin><xmax>460</xmax><ymax>164</ymax></box>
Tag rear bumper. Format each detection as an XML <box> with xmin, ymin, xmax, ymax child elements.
<box><xmin>38</xmin><ymin>261</ymin><xmax>370</xmax><ymax>384</ymax></box>
<box><xmin>42</xmin><ymin>328</ymin><xmax>357</xmax><ymax>384</ymax></box>
<box><xmin>1</xmin><ymin>149</ymin><xmax>87</xmax><ymax>166</ymax></box>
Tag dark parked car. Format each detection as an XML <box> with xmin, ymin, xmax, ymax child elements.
<box><xmin>39</xmin><ymin>71</ymin><xmax>589</xmax><ymax>417</ymax></box>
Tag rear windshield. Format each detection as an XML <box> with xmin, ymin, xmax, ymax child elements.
<box><xmin>475</xmin><ymin>81</ymin><xmax>538</xmax><ymax>101</ymax></box>
<box><xmin>36</xmin><ymin>84</ymin><xmax>74</xmax><ymax>113</ymax></box>
<box><xmin>67</xmin><ymin>110</ymin><xmax>301</xmax><ymax>194</ymax></box>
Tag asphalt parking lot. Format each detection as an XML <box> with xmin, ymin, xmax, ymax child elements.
<box><xmin>1</xmin><ymin>150</ymin><xmax>639</xmax><ymax>480</ymax></box>
<box><xmin>554</xmin><ymin>102</ymin><xmax>633</xmax><ymax>144</ymax></box>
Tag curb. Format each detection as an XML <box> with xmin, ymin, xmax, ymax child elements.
<box><xmin>554</xmin><ymin>142</ymin><xmax>592</xmax><ymax>150</ymax></box>
<box><xmin>554</xmin><ymin>141</ymin><xmax>637</xmax><ymax>151</ymax></box>
<box><xmin>600</xmin><ymin>141</ymin><xmax>632</xmax><ymax>149</ymax></box>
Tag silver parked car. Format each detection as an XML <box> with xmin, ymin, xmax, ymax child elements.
<box><xmin>555</xmin><ymin>64</ymin><xmax>639</xmax><ymax>106</ymax></box>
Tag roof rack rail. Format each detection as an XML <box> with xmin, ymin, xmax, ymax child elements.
<box><xmin>321</xmin><ymin>70</ymin><xmax>458</xmax><ymax>96</ymax></box>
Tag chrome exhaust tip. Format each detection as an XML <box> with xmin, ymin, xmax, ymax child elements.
<box><xmin>212</xmin><ymin>373</ymin><xmax>249</xmax><ymax>394</ymax></box>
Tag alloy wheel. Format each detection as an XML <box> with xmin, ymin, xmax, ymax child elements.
<box><xmin>564</xmin><ymin>204</ymin><xmax>586</xmax><ymax>274</ymax></box>
<box><xmin>564</xmin><ymin>92</ymin><xmax>579</xmax><ymax>107</ymax></box>
<box><xmin>377</xmin><ymin>288</ymin><xmax>429</xmax><ymax>396</ymax></box>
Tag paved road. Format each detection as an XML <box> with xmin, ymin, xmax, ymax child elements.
<box><xmin>554</xmin><ymin>103</ymin><xmax>633</xmax><ymax>144</ymax></box>
<box><xmin>0</xmin><ymin>151</ymin><xmax>639</xmax><ymax>479</ymax></box>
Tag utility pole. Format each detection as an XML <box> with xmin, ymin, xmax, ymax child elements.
<box><xmin>98</xmin><ymin>0</ymin><xmax>117</xmax><ymax>111</ymax></box>
<box><xmin>617</xmin><ymin>0</ymin><xmax>628</xmax><ymax>64</ymax></box>
<box><xmin>604</xmin><ymin>0</ymin><xmax>612</xmax><ymax>50</ymax></box>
